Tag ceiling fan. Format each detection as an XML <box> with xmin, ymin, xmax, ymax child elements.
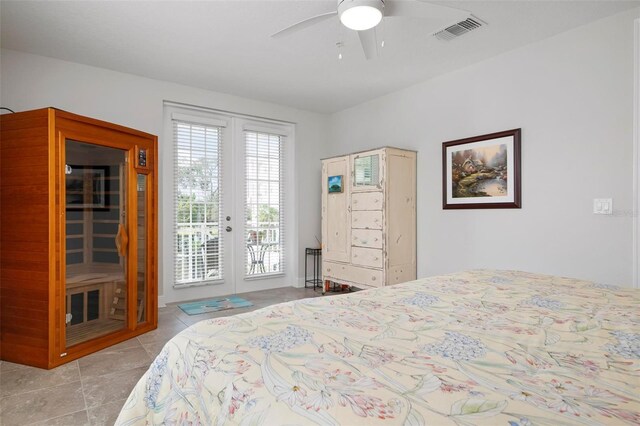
<box><xmin>271</xmin><ymin>0</ymin><xmax>475</xmax><ymax>60</ymax></box>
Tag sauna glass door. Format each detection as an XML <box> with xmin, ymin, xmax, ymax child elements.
<box><xmin>64</xmin><ymin>140</ymin><xmax>128</xmax><ymax>346</ymax></box>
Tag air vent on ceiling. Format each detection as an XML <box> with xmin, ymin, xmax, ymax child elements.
<box><xmin>433</xmin><ymin>16</ymin><xmax>485</xmax><ymax>41</ymax></box>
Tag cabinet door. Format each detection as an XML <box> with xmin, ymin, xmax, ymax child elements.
<box><xmin>322</xmin><ymin>157</ymin><xmax>351</xmax><ymax>263</ymax></box>
<box><xmin>386</xmin><ymin>150</ymin><xmax>417</xmax><ymax>282</ymax></box>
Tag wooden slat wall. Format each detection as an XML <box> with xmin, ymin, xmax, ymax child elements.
<box><xmin>0</xmin><ymin>109</ymin><xmax>51</xmax><ymax>367</ymax></box>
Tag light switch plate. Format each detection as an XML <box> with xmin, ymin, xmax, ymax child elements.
<box><xmin>593</xmin><ymin>198</ymin><xmax>613</xmax><ymax>215</ymax></box>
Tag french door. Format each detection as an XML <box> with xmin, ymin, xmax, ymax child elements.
<box><xmin>169</xmin><ymin>106</ymin><xmax>291</xmax><ymax>298</ymax></box>
<box><xmin>172</xmin><ymin>113</ymin><xmax>235</xmax><ymax>295</ymax></box>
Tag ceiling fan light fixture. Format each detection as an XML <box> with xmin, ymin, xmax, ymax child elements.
<box><xmin>338</xmin><ymin>0</ymin><xmax>384</xmax><ymax>31</ymax></box>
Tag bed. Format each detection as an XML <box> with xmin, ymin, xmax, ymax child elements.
<box><xmin>116</xmin><ymin>270</ymin><xmax>639</xmax><ymax>425</ymax></box>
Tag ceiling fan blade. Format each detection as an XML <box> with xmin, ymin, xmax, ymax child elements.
<box><xmin>385</xmin><ymin>1</ymin><xmax>470</xmax><ymax>23</ymax></box>
<box><xmin>358</xmin><ymin>28</ymin><xmax>379</xmax><ymax>60</ymax></box>
<box><xmin>271</xmin><ymin>11</ymin><xmax>338</xmax><ymax>38</ymax></box>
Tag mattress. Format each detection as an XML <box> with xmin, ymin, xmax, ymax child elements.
<box><xmin>116</xmin><ymin>270</ymin><xmax>639</xmax><ymax>425</ymax></box>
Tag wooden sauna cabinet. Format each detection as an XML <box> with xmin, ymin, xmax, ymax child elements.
<box><xmin>0</xmin><ymin>108</ymin><xmax>158</xmax><ymax>369</ymax></box>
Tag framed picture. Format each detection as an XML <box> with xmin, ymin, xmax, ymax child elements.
<box><xmin>443</xmin><ymin>128</ymin><xmax>521</xmax><ymax>209</ymax></box>
<box><xmin>65</xmin><ymin>165</ymin><xmax>109</xmax><ymax>210</ymax></box>
<box><xmin>328</xmin><ymin>175</ymin><xmax>343</xmax><ymax>193</ymax></box>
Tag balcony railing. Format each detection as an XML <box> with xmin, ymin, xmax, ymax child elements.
<box><xmin>175</xmin><ymin>222</ymin><xmax>281</xmax><ymax>285</ymax></box>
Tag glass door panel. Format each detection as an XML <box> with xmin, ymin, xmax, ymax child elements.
<box><xmin>353</xmin><ymin>154</ymin><xmax>380</xmax><ymax>188</ymax></box>
<box><xmin>136</xmin><ymin>174</ymin><xmax>147</xmax><ymax>324</ymax></box>
<box><xmin>65</xmin><ymin>139</ymin><xmax>128</xmax><ymax>347</ymax></box>
<box><xmin>174</xmin><ymin>120</ymin><xmax>225</xmax><ymax>286</ymax></box>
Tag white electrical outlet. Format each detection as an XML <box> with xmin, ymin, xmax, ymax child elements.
<box><xmin>593</xmin><ymin>198</ymin><xmax>613</xmax><ymax>215</ymax></box>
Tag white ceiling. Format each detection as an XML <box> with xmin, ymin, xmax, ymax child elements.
<box><xmin>1</xmin><ymin>0</ymin><xmax>638</xmax><ymax>113</ymax></box>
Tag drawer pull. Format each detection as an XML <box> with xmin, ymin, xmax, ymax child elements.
<box><xmin>371</xmin><ymin>277</ymin><xmax>376</xmax><ymax>281</ymax></box>
<box><xmin>374</xmin><ymin>238</ymin><xmax>379</xmax><ymax>242</ymax></box>
<box><xmin>354</xmin><ymin>254</ymin><xmax>358</xmax><ymax>258</ymax></box>
<box><xmin>374</xmin><ymin>257</ymin><xmax>378</xmax><ymax>261</ymax></box>
<box><xmin>353</xmin><ymin>199</ymin><xmax>358</xmax><ymax>203</ymax></box>
<box><xmin>327</xmin><ymin>268</ymin><xmax>331</xmax><ymax>272</ymax></box>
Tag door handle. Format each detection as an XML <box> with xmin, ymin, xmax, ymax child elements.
<box><xmin>226</xmin><ymin>226</ymin><xmax>232</xmax><ymax>232</ymax></box>
<box><xmin>115</xmin><ymin>224</ymin><xmax>128</xmax><ymax>257</ymax></box>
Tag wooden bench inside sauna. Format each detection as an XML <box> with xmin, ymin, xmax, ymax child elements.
<box><xmin>65</xmin><ymin>265</ymin><xmax>146</xmax><ymax>346</ymax></box>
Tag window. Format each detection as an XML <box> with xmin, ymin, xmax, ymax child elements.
<box><xmin>244</xmin><ymin>131</ymin><xmax>284</xmax><ymax>276</ymax></box>
<box><xmin>173</xmin><ymin>119</ymin><xmax>223</xmax><ymax>286</ymax></box>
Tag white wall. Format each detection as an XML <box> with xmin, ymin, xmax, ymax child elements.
<box><xmin>329</xmin><ymin>8</ymin><xmax>640</xmax><ymax>287</ymax></box>
<box><xmin>0</xmin><ymin>48</ymin><xmax>330</xmax><ymax>302</ymax></box>
<box><xmin>2</xmin><ymin>7</ymin><xmax>637</xmax><ymax>295</ymax></box>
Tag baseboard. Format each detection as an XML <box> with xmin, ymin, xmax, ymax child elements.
<box><xmin>158</xmin><ymin>295</ymin><xmax>167</xmax><ymax>308</ymax></box>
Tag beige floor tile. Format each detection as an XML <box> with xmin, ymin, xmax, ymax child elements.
<box><xmin>136</xmin><ymin>322</ymin><xmax>187</xmax><ymax>345</ymax></box>
<box><xmin>78</xmin><ymin>346</ymin><xmax>151</xmax><ymax>379</ymax></box>
<box><xmin>0</xmin><ymin>381</ymin><xmax>85</xmax><ymax>426</ymax></box>
<box><xmin>141</xmin><ymin>341</ymin><xmax>167</xmax><ymax>360</ymax></box>
<box><xmin>158</xmin><ymin>304</ymin><xmax>180</xmax><ymax>314</ymax></box>
<box><xmin>87</xmin><ymin>400</ymin><xmax>126</xmax><ymax>426</ymax></box>
<box><xmin>102</xmin><ymin>337</ymin><xmax>143</xmax><ymax>351</ymax></box>
<box><xmin>156</xmin><ymin>314</ymin><xmax>188</xmax><ymax>330</ymax></box>
<box><xmin>82</xmin><ymin>367</ymin><xmax>147</xmax><ymax>409</ymax></box>
<box><xmin>0</xmin><ymin>361</ymin><xmax>80</xmax><ymax>398</ymax></box>
<box><xmin>0</xmin><ymin>361</ymin><xmax>29</xmax><ymax>374</ymax></box>
<box><xmin>31</xmin><ymin>410</ymin><xmax>89</xmax><ymax>426</ymax></box>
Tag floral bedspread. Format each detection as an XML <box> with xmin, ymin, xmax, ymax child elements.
<box><xmin>116</xmin><ymin>270</ymin><xmax>640</xmax><ymax>425</ymax></box>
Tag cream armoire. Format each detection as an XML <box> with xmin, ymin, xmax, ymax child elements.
<box><xmin>321</xmin><ymin>147</ymin><xmax>416</xmax><ymax>291</ymax></box>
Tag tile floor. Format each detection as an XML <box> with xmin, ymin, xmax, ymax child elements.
<box><xmin>0</xmin><ymin>286</ymin><xmax>325</xmax><ymax>426</ymax></box>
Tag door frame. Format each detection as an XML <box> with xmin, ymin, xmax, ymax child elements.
<box><xmin>633</xmin><ymin>18</ymin><xmax>639</xmax><ymax>289</ymax></box>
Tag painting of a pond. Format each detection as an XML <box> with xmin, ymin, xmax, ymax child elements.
<box><xmin>328</xmin><ymin>175</ymin><xmax>343</xmax><ymax>193</ymax></box>
<box><xmin>443</xmin><ymin>129</ymin><xmax>521</xmax><ymax>209</ymax></box>
<box><xmin>451</xmin><ymin>144</ymin><xmax>508</xmax><ymax>198</ymax></box>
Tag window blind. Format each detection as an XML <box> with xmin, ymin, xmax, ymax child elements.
<box><xmin>244</xmin><ymin>131</ymin><xmax>284</xmax><ymax>277</ymax></box>
<box><xmin>354</xmin><ymin>154</ymin><xmax>379</xmax><ymax>186</ymax></box>
<box><xmin>173</xmin><ymin>119</ymin><xmax>224</xmax><ymax>287</ymax></box>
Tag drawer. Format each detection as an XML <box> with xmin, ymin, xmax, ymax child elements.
<box><xmin>352</xmin><ymin>247</ymin><xmax>383</xmax><ymax>268</ymax></box>
<box><xmin>352</xmin><ymin>229</ymin><xmax>383</xmax><ymax>249</ymax></box>
<box><xmin>351</xmin><ymin>211</ymin><xmax>382</xmax><ymax>230</ymax></box>
<box><xmin>323</xmin><ymin>261</ymin><xmax>383</xmax><ymax>287</ymax></box>
<box><xmin>351</xmin><ymin>192</ymin><xmax>383</xmax><ymax>211</ymax></box>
